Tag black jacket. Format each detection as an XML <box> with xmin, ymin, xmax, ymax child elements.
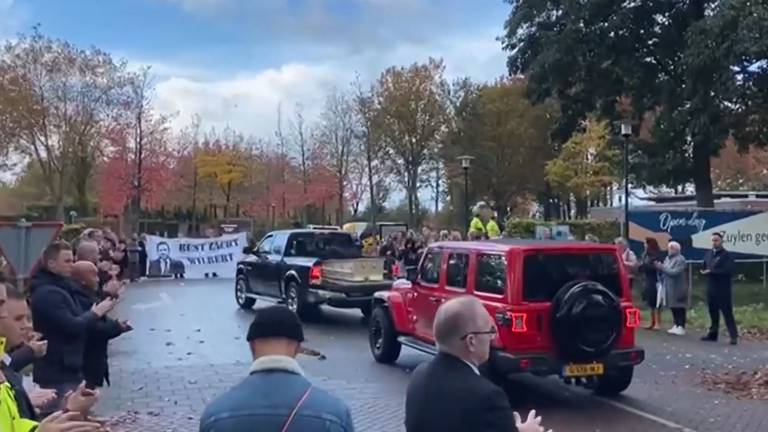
<box><xmin>405</xmin><ymin>352</ymin><xmax>518</xmax><ymax>432</ymax></box>
<box><xmin>3</xmin><ymin>347</ymin><xmax>37</xmax><ymax>420</ymax></box>
<box><xmin>29</xmin><ymin>269</ymin><xmax>99</xmax><ymax>385</ymax></box>
<box><xmin>703</xmin><ymin>248</ymin><xmax>735</xmax><ymax>290</ymax></box>
<box><xmin>69</xmin><ymin>282</ymin><xmax>124</xmax><ymax>388</ymax></box>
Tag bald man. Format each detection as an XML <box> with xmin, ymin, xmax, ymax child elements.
<box><xmin>75</xmin><ymin>242</ymin><xmax>99</xmax><ymax>265</ymax></box>
<box><xmin>405</xmin><ymin>296</ymin><xmax>548</xmax><ymax>432</ymax></box>
<box><xmin>70</xmin><ymin>261</ymin><xmax>130</xmax><ymax>389</ymax></box>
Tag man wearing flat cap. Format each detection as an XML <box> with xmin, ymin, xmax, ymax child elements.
<box><xmin>199</xmin><ymin>306</ymin><xmax>354</xmax><ymax>432</ymax></box>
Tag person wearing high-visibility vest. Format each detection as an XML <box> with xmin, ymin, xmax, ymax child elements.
<box><xmin>486</xmin><ymin>215</ymin><xmax>501</xmax><ymax>239</ymax></box>
<box><xmin>0</xmin><ymin>278</ymin><xmax>103</xmax><ymax>432</ymax></box>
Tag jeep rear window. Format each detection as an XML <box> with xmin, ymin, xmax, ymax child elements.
<box><xmin>522</xmin><ymin>252</ymin><xmax>622</xmax><ymax>301</ymax></box>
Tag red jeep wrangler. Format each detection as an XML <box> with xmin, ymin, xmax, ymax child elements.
<box><xmin>368</xmin><ymin>240</ymin><xmax>644</xmax><ymax>395</ymax></box>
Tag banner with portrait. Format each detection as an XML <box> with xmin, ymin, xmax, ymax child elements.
<box><xmin>145</xmin><ymin>233</ymin><xmax>247</xmax><ymax>279</ymax></box>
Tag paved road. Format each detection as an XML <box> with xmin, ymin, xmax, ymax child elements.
<box><xmin>97</xmin><ymin>279</ymin><xmax>768</xmax><ymax>432</ymax></box>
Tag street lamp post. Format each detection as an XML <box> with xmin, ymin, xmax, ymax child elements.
<box><xmin>457</xmin><ymin>156</ymin><xmax>474</xmax><ymax>235</ymax></box>
<box><xmin>620</xmin><ymin>121</ymin><xmax>632</xmax><ymax>240</ymax></box>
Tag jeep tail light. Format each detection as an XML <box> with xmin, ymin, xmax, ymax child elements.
<box><xmin>310</xmin><ymin>265</ymin><xmax>322</xmax><ymax>285</ymax></box>
<box><xmin>511</xmin><ymin>313</ymin><xmax>527</xmax><ymax>333</ymax></box>
<box><xmin>392</xmin><ymin>263</ymin><xmax>400</xmax><ymax>278</ymax></box>
<box><xmin>625</xmin><ymin>308</ymin><xmax>640</xmax><ymax>328</ymax></box>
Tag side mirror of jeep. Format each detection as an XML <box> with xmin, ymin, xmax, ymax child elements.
<box><xmin>242</xmin><ymin>246</ymin><xmax>253</xmax><ymax>255</ymax></box>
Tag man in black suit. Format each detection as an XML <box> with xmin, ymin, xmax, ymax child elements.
<box><xmin>148</xmin><ymin>241</ymin><xmax>185</xmax><ymax>278</ymax></box>
<box><xmin>405</xmin><ymin>296</ymin><xmax>549</xmax><ymax>432</ymax></box>
<box><xmin>701</xmin><ymin>232</ymin><xmax>739</xmax><ymax>345</ymax></box>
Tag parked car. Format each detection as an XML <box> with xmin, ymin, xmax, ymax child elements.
<box><xmin>235</xmin><ymin>229</ymin><xmax>392</xmax><ymax>317</ymax></box>
<box><xmin>368</xmin><ymin>239</ymin><xmax>645</xmax><ymax>396</ymax></box>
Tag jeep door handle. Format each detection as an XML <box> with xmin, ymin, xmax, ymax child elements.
<box><xmin>429</xmin><ymin>296</ymin><xmax>442</xmax><ymax>304</ymax></box>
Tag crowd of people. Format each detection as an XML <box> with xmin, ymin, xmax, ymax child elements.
<box><xmin>0</xmin><ymin>221</ymin><xmax>739</xmax><ymax>431</ymax></box>
<box><xmin>1</xmin><ymin>230</ymin><xmax>134</xmax><ymax>431</ymax></box>
<box><xmin>617</xmin><ymin>232</ymin><xmax>738</xmax><ymax>344</ymax></box>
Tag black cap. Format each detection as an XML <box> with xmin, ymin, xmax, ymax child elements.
<box><xmin>246</xmin><ymin>306</ymin><xmax>304</xmax><ymax>343</ymax></box>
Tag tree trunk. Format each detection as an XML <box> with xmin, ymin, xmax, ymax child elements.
<box><xmin>224</xmin><ymin>181</ymin><xmax>232</xmax><ymax>219</ymax></box>
<box><xmin>366</xmin><ymin>140</ymin><xmax>376</xmax><ymax>225</ymax></box>
<box><xmin>337</xmin><ymin>177</ymin><xmax>344</xmax><ymax>225</ymax></box>
<box><xmin>692</xmin><ymin>140</ymin><xmax>715</xmax><ymax>208</ymax></box>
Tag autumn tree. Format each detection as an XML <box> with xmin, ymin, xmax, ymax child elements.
<box><xmin>711</xmin><ymin>140</ymin><xmax>768</xmax><ymax>191</ymax></box>
<box><xmin>503</xmin><ymin>0</ymin><xmax>768</xmax><ymax>208</ymax></box>
<box><xmin>443</xmin><ymin>78</ymin><xmax>557</xmax><ymax>222</ymax></box>
<box><xmin>352</xmin><ymin>79</ymin><xmax>387</xmax><ymax>223</ymax></box>
<box><xmin>545</xmin><ymin>118</ymin><xmax>618</xmax><ymax>219</ymax></box>
<box><xmin>0</xmin><ymin>28</ymin><xmax>130</xmax><ymax>218</ymax></box>
<box><xmin>374</xmin><ymin>58</ymin><xmax>450</xmax><ymax>226</ymax></box>
<box><xmin>316</xmin><ymin>88</ymin><xmax>356</xmax><ymax>225</ymax></box>
<box><xmin>195</xmin><ymin>133</ymin><xmax>248</xmax><ymax>219</ymax></box>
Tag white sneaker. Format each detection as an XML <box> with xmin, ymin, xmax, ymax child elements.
<box><xmin>670</xmin><ymin>326</ymin><xmax>686</xmax><ymax>336</ymax></box>
<box><xmin>667</xmin><ymin>326</ymin><xmax>679</xmax><ymax>334</ymax></box>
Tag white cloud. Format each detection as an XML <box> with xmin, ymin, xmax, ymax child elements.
<box><xmin>155</xmin><ymin>62</ymin><xmax>340</xmax><ymax>138</ymax></box>
<box><xmin>151</xmin><ymin>27</ymin><xmax>507</xmax><ymax>139</ymax></box>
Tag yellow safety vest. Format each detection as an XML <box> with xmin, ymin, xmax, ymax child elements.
<box><xmin>486</xmin><ymin>220</ymin><xmax>501</xmax><ymax>238</ymax></box>
<box><xmin>469</xmin><ymin>217</ymin><xmax>486</xmax><ymax>235</ymax></box>
<box><xmin>0</xmin><ymin>381</ymin><xmax>38</xmax><ymax>432</ymax></box>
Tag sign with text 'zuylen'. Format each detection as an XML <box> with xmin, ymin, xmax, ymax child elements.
<box><xmin>628</xmin><ymin>210</ymin><xmax>767</xmax><ymax>260</ymax></box>
<box><xmin>145</xmin><ymin>233</ymin><xmax>247</xmax><ymax>279</ymax></box>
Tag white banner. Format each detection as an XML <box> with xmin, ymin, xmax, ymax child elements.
<box><xmin>145</xmin><ymin>233</ymin><xmax>247</xmax><ymax>279</ymax></box>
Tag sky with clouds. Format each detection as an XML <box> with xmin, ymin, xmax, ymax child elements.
<box><xmin>2</xmin><ymin>0</ymin><xmax>512</xmax><ymax>139</ymax></box>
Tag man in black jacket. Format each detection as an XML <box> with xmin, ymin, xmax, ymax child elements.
<box><xmin>701</xmin><ymin>232</ymin><xmax>739</xmax><ymax>345</ymax></box>
<box><xmin>405</xmin><ymin>296</ymin><xmax>548</xmax><ymax>432</ymax></box>
<box><xmin>29</xmin><ymin>241</ymin><xmax>115</xmax><ymax>415</ymax></box>
<box><xmin>71</xmin><ymin>261</ymin><xmax>132</xmax><ymax>389</ymax></box>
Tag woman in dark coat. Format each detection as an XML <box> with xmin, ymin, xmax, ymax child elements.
<box><xmin>638</xmin><ymin>237</ymin><xmax>664</xmax><ymax>330</ymax></box>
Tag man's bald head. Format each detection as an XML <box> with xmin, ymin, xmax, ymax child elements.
<box><xmin>434</xmin><ymin>297</ymin><xmax>487</xmax><ymax>350</ymax></box>
<box><xmin>434</xmin><ymin>296</ymin><xmax>496</xmax><ymax>366</ymax></box>
<box><xmin>76</xmin><ymin>241</ymin><xmax>100</xmax><ymax>264</ymax></box>
<box><xmin>72</xmin><ymin>260</ymin><xmax>99</xmax><ymax>290</ymax></box>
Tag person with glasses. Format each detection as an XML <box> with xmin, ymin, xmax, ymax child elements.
<box><xmin>405</xmin><ymin>296</ymin><xmax>550</xmax><ymax>432</ymax></box>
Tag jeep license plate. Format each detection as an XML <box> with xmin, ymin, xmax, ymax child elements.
<box><xmin>563</xmin><ymin>363</ymin><xmax>604</xmax><ymax>377</ymax></box>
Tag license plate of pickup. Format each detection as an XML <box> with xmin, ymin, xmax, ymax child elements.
<box><xmin>563</xmin><ymin>363</ymin><xmax>604</xmax><ymax>377</ymax></box>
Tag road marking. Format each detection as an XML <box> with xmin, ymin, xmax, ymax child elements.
<box><xmin>132</xmin><ymin>292</ymin><xmax>172</xmax><ymax>310</ymax></box>
<box><xmin>596</xmin><ymin>397</ymin><xmax>698</xmax><ymax>432</ymax></box>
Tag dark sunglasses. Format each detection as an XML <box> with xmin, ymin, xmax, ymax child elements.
<box><xmin>460</xmin><ymin>326</ymin><xmax>497</xmax><ymax>340</ymax></box>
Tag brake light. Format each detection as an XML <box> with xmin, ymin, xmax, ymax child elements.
<box><xmin>519</xmin><ymin>358</ymin><xmax>531</xmax><ymax>370</ymax></box>
<box><xmin>309</xmin><ymin>265</ymin><xmax>322</xmax><ymax>285</ymax></box>
<box><xmin>392</xmin><ymin>263</ymin><xmax>400</xmax><ymax>277</ymax></box>
<box><xmin>511</xmin><ymin>313</ymin><xmax>528</xmax><ymax>333</ymax></box>
<box><xmin>625</xmin><ymin>308</ymin><xmax>640</xmax><ymax>328</ymax></box>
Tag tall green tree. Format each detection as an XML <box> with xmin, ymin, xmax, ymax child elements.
<box><xmin>503</xmin><ymin>0</ymin><xmax>768</xmax><ymax>207</ymax></box>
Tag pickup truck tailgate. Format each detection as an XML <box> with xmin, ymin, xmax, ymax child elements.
<box><xmin>322</xmin><ymin>258</ymin><xmax>385</xmax><ymax>282</ymax></box>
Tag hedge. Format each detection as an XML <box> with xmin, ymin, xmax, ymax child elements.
<box><xmin>504</xmin><ymin>219</ymin><xmax>620</xmax><ymax>242</ymax></box>
<box><xmin>60</xmin><ymin>224</ymin><xmax>86</xmax><ymax>243</ymax></box>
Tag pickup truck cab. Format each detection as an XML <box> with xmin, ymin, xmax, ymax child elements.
<box><xmin>369</xmin><ymin>239</ymin><xmax>645</xmax><ymax>395</ymax></box>
<box><xmin>235</xmin><ymin>229</ymin><xmax>392</xmax><ymax>318</ymax></box>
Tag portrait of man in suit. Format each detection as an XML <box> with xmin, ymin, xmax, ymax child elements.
<box><xmin>148</xmin><ymin>241</ymin><xmax>185</xmax><ymax>278</ymax></box>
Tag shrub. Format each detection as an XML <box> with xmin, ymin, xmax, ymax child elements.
<box><xmin>504</xmin><ymin>219</ymin><xmax>620</xmax><ymax>242</ymax></box>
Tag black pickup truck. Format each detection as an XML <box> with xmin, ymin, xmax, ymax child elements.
<box><xmin>235</xmin><ymin>229</ymin><xmax>392</xmax><ymax>318</ymax></box>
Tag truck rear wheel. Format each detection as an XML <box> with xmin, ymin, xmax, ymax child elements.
<box><xmin>369</xmin><ymin>306</ymin><xmax>401</xmax><ymax>363</ymax></box>
<box><xmin>594</xmin><ymin>366</ymin><xmax>634</xmax><ymax>396</ymax></box>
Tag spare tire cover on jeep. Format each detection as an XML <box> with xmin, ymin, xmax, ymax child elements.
<box><xmin>551</xmin><ymin>280</ymin><xmax>622</xmax><ymax>362</ymax></box>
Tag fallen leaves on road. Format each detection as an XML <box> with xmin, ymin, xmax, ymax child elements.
<box><xmin>699</xmin><ymin>367</ymin><xmax>768</xmax><ymax>400</ymax></box>
<box><xmin>299</xmin><ymin>346</ymin><xmax>327</xmax><ymax>360</ymax></box>
<box><xmin>740</xmin><ymin>327</ymin><xmax>768</xmax><ymax>342</ymax></box>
